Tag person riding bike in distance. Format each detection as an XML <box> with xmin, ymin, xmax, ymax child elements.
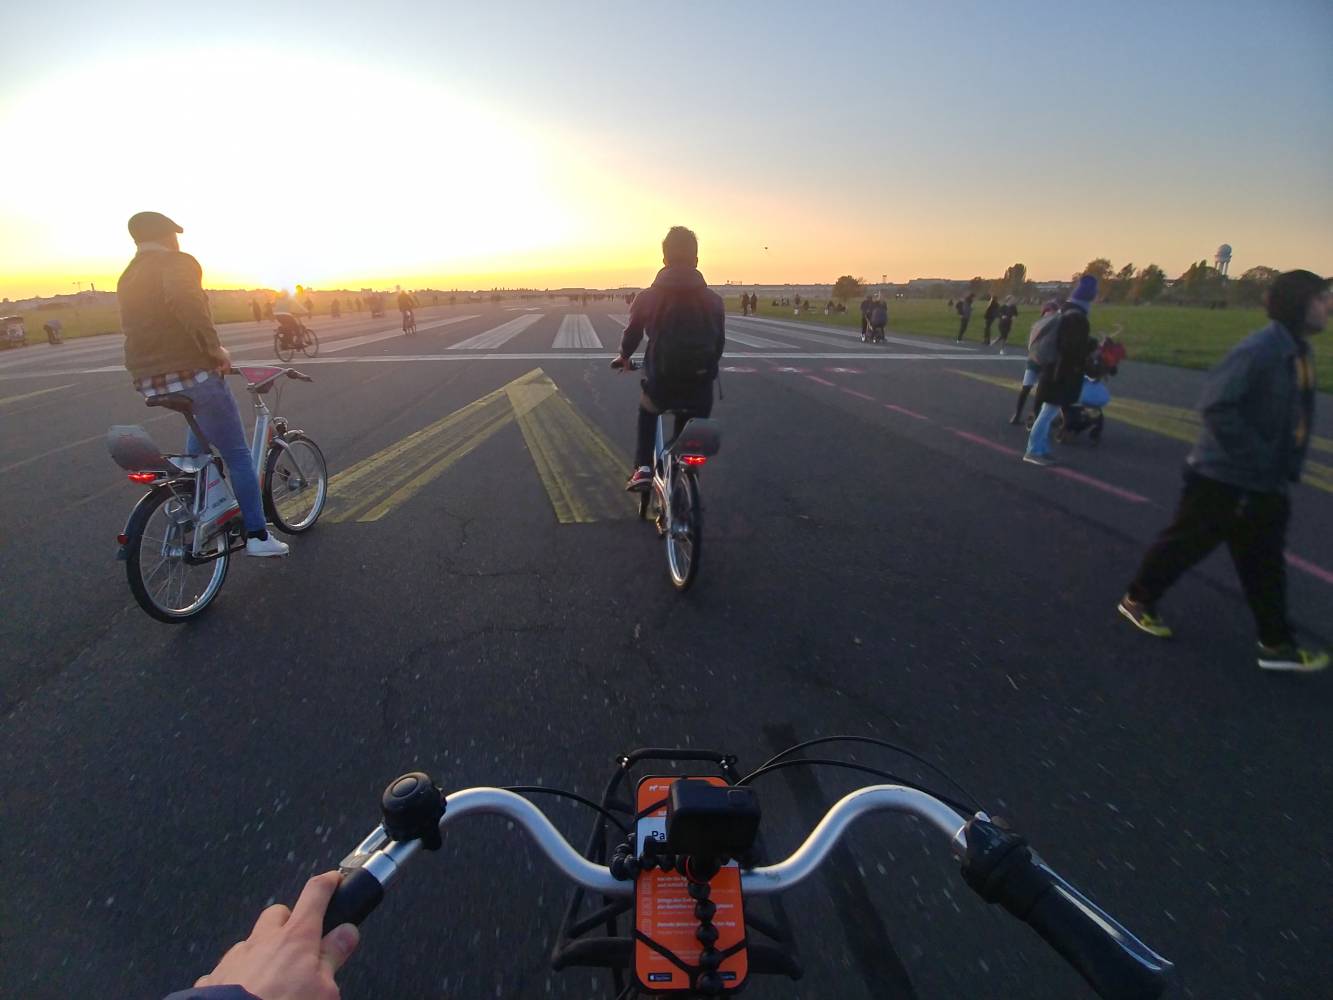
<box><xmin>613</xmin><ymin>226</ymin><xmax>726</xmax><ymax>491</ymax></box>
<box><xmin>397</xmin><ymin>290</ymin><xmax>416</xmax><ymax>331</ymax></box>
<box><xmin>118</xmin><ymin>211</ymin><xmax>288</xmax><ymax>557</ymax></box>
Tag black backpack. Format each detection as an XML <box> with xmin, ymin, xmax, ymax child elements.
<box><xmin>651</xmin><ymin>287</ymin><xmax>721</xmax><ymax>385</ymax></box>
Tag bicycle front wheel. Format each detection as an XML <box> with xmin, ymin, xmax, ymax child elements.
<box><xmin>665</xmin><ymin>472</ymin><xmax>702</xmax><ymax>591</ymax></box>
<box><xmin>264</xmin><ymin>433</ymin><xmax>328</xmax><ymax>533</ymax></box>
<box><xmin>275</xmin><ymin>334</ymin><xmax>295</xmax><ymax>362</ymax></box>
<box><xmin>126</xmin><ymin>486</ymin><xmax>230</xmax><ymax>622</ymax></box>
<box><xmin>301</xmin><ymin>331</ymin><xmax>320</xmax><ymax>358</ymax></box>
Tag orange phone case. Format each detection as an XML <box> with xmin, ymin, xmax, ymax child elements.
<box><xmin>633</xmin><ymin>775</ymin><xmax>748</xmax><ymax>993</ymax></box>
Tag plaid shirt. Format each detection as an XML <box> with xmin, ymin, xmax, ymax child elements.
<box><xmin>133</xmin><ymin>368</ymin><xmax>223</xmax><ymax>398</ymax></box>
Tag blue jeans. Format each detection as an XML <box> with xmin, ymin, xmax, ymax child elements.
<box><xmin>178</xmin><ymin>377</ymin><xmax>266</xmax><ymax>533</ymax></box>
<box><xmin>1026</xmin><ymin>402</ymin><xmax>1061</xmax><ymax>457</ymax></box>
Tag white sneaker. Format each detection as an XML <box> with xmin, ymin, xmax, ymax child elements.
<box><xmin>246</xmin><ymin>534</ymin><xmax>290</xmax><ymax>557</ymax></box>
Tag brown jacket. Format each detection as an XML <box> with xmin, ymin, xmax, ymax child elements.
<box><xmin>119</xmin><ymin>247</ymin><xmax>226</xmax><ymax>379</ymax></box>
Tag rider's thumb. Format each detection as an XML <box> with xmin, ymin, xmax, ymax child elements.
<box><xmin>320</xmin><ymin>923</ymin><xmax>360</xmax><ymax>974</ymax></box>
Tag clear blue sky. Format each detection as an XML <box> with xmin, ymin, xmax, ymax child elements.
<box><xmin>2</xmin><ymin>0</ymin><xmax>1330</xmax><ymax>295</ymax></box>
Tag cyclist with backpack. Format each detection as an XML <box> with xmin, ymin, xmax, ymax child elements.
<box><xmin>614</xmin><ymin>226</ymin><xmax>726</xmax><ymax>492</ymax></box>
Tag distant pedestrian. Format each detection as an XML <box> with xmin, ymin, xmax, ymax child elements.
<box><xmin>355</xmin><ymin>297</ymin><xmax>363</xmax><ymax>313</ymax></box>
<box><xmin>860</xmin><ymin>293</ymin><xmax>874</xmax><ymax>340</ymax></box>
<box><xmin>1118</xmin><ymin>270</ymin><xmax>1329</xmax><ymax>673</ymax></box>
<box><xmin>331</xmin><ymin>299</ymin><xmax>341</xmax><ymax>319</ymax></box>
<box><xmin>867</xmin><ymin>292</ymin><xmax>888</xmax><ymax>342</ymax></box>
<box><xmin>1022</xmin><ymin>277</ymin><xmax>1096</xmax><ymax>463</ymax></box>
<box><xmin>303</xmin><ymin>297</ymin><xmax>314</xmax><ymax>318</ymax></box>
<box><xmin>995</xmin><ymin>296</ymin><xmax>1019</xmax><ymax>354</ymax></box>
<box><xmin>982</xmin><ymin>295</ymin><xmax>999</xmax><ymax>345</ymax></box>
<box><xmin>1011</xmin><ymin>299</ymin><xmax>1061</xmax><ymax>424</ymax></box>
<box><xmin>954</xmin><ymin>294</ymin><xmax>974</xmax><ymax>342</ymax></box>
<box><xmin>740</xmin><ymin>293</ymin><xmax>749</xmax><ymax>316</ymax></box>
<box><xmin>263</xmin><ymin>300</ymin><xmax>274</xmax><ymax>320</ymax></box>
<box><xmin>250</xmin><ymin>299</ymin><xmax>262</xmax><ymax>323</ymax></box>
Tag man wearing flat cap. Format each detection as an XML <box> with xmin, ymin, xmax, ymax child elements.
<box><xmin>1118</xmin><ymin>270</ymin><xmax>1329</xmax><ymax>672</ymax></box>
<box><xmin>118</xmin><ymin>212</ymin><xmax>289</xmax><ymax>556</ymax></box>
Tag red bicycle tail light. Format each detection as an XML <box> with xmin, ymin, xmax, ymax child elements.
<box><xmin>127</xmin><ymin>471</ymin><xmax>158</xmax><ymax>483</ymax></box>
<box><xmin>681</xmin><ymin>455</ymin><xmax>708</xmax><ymax>466</ymax></box>
<box><xmin>116</xmin><ymin>533</ymin><xmax>129</xmax><ymax>545</ymax></box>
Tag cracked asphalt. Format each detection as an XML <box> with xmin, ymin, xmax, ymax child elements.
<box><xmin>2</xmin><ymin>304</ymin><xmax>1331</xmax><ymax>999</ymax></box>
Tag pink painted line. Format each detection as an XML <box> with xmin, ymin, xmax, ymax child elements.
<box><xmin>951</xmin><ymin>428</ymin><xmax>1021</xmax><ymax>457</ymax></box>
<box><xmin>840</xmin><ymin>387</ymin><xmax>876</xmax><ymax>401</ymax></box>
<box><xmin>1286</xmin><ymin>552</ymin><xmax>1333</xmax><ymax>586</ymax></box>
<box><xmin>885</xmin><ymin>402</ymin><xmax>927</xmax><ymax>418</ymax></box>
<box><xmin>806</xmin><ymin>375</ymin><xmax>836</xmax><ymax>387</ymax></box>
<box><xmin>885</xmin><ymin>403</ymin><xmax>928</xmax><ymax>421</ymax></box>
<box><xmin>1050</xmin><ymin>467</ymin><xmax>1149</xmax><ymax>503</ymax></box>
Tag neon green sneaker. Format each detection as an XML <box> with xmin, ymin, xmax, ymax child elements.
<box><xmin>1257</xmin><ymin>644</ymin><xmax>1330</xmax><ymax>673</ymax></box>
<box><xmin>1117</xmin><ymin>596</ymin><xmax>1173</xmax><ymax>639</ymax></box>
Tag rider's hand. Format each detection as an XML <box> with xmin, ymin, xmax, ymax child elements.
<box><xmin>192</xmin><ymin>872</ymin><xmax>360</xmax><ymax>1000</ymax></box>
<box><xmin>612</xmin><ymin>355</ymin><xmax>631</xmax><ymax>371</ymax></box>
<box><xmin>216</xmin><ymin>346</ymin><xmax>233</xmax><ymax>373</ymax></box>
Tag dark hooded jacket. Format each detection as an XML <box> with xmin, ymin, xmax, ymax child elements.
<box><xmin>619</xmin><ymin>266</ymin><xmax>725</xmax><ymax>408</ymax></box>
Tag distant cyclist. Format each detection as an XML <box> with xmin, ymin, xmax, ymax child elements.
<box><xmin>397</xmin><ymin>290</ymin><xmax>416</xmax><ymax>332</ymax></box>
<box><xmin>117</xmin><ymin>212</ymin><xmax>288</xmax><ymax>557</ymax></box>
<box><xmin>613</xmin><ymin>226</ymin><xmax>726</xmax><ymax>491</ymax></box>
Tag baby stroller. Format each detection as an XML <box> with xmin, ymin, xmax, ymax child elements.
<box><xmin>1058</xmin><ymin>335</ymin><xmax>1124</xmax><ymax>444</ymax></box>
<box><xmin>1026</xmin><ymin>335</ymin><xmax>1125</xmax><ymax>445</ymax></box>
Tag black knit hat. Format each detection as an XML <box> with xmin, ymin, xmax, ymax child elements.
<box><xmin>1266</xmin><ymin>269</ymin><xmax>1328</xmax><ymax>333</ymax></box>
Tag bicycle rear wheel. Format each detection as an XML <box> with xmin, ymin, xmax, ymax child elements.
<box><xmin>665</xmin><ymin>472</ymin><xmax>702</xmax><ymax>591</ymax></box>
<box><xmin>126</xmin><ymin>486</ymin><xmax>230</xmax><ymax>622</ymax></box>
<box><xmin>301</xmin><ymin>331</ymin><xmax>320</xmax><ymax>358</ymax></box>
<box><xmin>264</xmin><ymin>433</ymin><xmax>328</xmax><ymax>532</ymax></box>
<box><xmin>274</xmin><ymin>334</ymin><xmax>295</xmax><ymax>362</ymax></box>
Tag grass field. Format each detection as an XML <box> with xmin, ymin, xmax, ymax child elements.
<box><xmin>727</xmin><ymin>296</ymin><xmax>1331</xmax><ymax>387</ymax></box>
<box><xmin>2</xmin><ymin>299</ymin><xmax>256</xmax><ymax>343</ymax></box>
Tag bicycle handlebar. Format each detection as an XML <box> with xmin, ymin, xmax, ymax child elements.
<box><xmin>320</xmin><ymin>781</ymin><xmax>1172</xmax><ymax>998</ymax></box>
<box><xmin>961</xmin><ymin>817</ymin><xmax>1172</xmax><ymax>999</ymax></box>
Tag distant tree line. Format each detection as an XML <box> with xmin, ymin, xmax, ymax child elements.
<box><xmin>902</xmin><ymin>258</ymin><xmax>1284</xmax><ymax>308</ymax></box>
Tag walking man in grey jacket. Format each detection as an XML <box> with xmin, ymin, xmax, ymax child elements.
<box><xmin>1118</xmin><ymin>270</ymin><xmax>1328</xmax><ymax>672</ymax></box>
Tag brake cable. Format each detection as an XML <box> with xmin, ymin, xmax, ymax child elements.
<box><xmin>748</xmin><ymin>735</ymin><xmax>982</xmax><ymax>812</ymax></box>
<box><xmin>735</xmin><ymin>757</ymin><xmax>977</xmax><ymax>817</ymax></box>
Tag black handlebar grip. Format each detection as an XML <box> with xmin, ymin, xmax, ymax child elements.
<box><xmin>321</xmin><ymin>868</ymin><xmax>384</xmax><ymax>936</ymax></box>
<box><xmin>1022</xmin><ymin>877</ymin><xmax>1168</xmax><ymax>1000</ymax></box>
<box><xmin>961</xmin><ymin>819</ymin><xmax>1171</xmax><ymax>1000</ymax></box>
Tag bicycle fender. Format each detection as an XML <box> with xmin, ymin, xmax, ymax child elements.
<box><xmin>118</xmin><ymin>483</ymin><xmax>182</xmax><ymax>561</ymax></box>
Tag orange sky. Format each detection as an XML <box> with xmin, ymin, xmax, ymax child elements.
<box><xmin>3</xmin><ymin>11</ymin><xmax>1330</xmax><ymax>301</ymax></box>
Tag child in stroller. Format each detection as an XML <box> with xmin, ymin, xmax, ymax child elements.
<box><xmin>1026</xmin><ymin>333</ymin><xmax>1125</xmax><ymax>444</ymax></box>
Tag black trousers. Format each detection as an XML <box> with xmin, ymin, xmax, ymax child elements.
<box><xmin>983</xmin><ymin>317</ymin><xmax>995</xmax><ymax>343</ymax></box>
<box><xmin>957</xmin><ymin>316</ymin><xmax>970</xmax><ymax>339</ymax></box>
<box><xmin>1127</xmin><ymin>472</ymin><xmax>1292</xmax><ymax>646</ymax></box>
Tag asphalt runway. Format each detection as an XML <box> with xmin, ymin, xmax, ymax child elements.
<box><xmin>1</xmin><ymin>304</ymin><xmax>1330</xmax><ymax>999</ymax></box>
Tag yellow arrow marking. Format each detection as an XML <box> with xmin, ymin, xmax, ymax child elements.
<box><xmin>0</xmin><ymin>383</ymin><xmax>75</xmax><ymax>407</ymax></box>
<box><xmin>323</xmin><ymin>368</ymin><xmax>634</xmax><ymax>524</ymax></box>
<box><xmin>949</xmin><ymin>368</ymin><xmax>1333</xmax><ymax>493</ymax></box>
<box><xmin>506</xmin><ymin>377</ymin><xmax>634</xmax><ymax>524</ymax></box>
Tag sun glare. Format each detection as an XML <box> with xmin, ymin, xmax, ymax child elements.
<box><xmin>0</xmin><ymin>49</ymin><xmax>585</xmax><ymax>293</ymax></box>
